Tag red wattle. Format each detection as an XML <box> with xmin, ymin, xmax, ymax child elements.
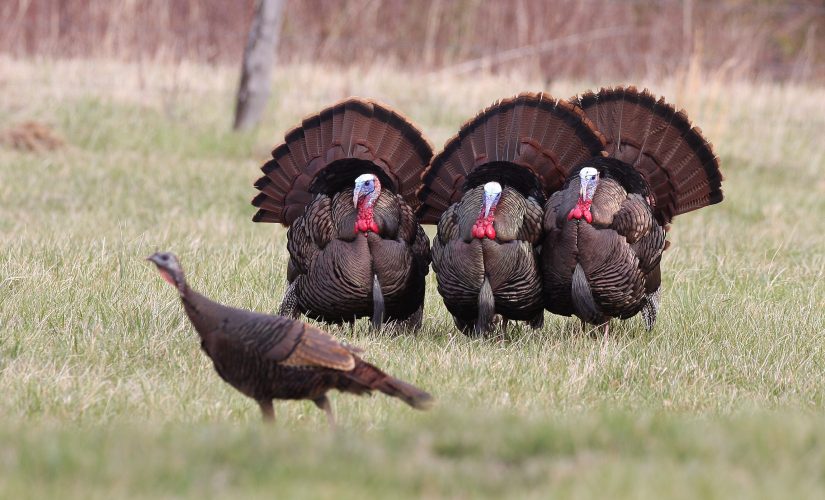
<box><xmin>485</xmin><ymin>225</ymin><xmax>496</xmax><ymax>239</ymax></box>
<box><xmin>568</xmin><ymin>198</ymin><xmax>593</xmax><ymax>223</ymax></box>
<box><xmin>471</xmin><ymin>220</ymin><xmax>497</xmax><ymax>239</ymax></box>
<box><xmin>354</xmin><ymin>192</ymin><xmax>380</xmax><ymax>234</ymax></box>
<box><xmin>473</xmin><ymin>205</ymin><xmax>499</xmax><ymax>239</ymax></box>
<box><xmin>569</xmin><ymin>206</ymin><xmax>583</xmax><ymax>220</ymax></box>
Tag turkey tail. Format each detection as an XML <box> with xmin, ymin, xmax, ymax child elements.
<box><xmin>347</xmin><ymin>360</ymin><xmax>434</xmax><ymax>410</ymax></box>
<box><xmin>252</xmin><ymin>98</ymin><xmax>434</xmax><ymax>226</ymax></box>
<box><xmin>416</xmin><ymin>92</ymin><xmax>606</xmax><ymax>224</ymax></box>
<box><xmin>571</xmin><ymin>86</ymin><xmax>723</xmax><ymax>224</ymax></box>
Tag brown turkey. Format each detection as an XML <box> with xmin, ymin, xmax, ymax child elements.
<box><xmin>251</xmin><ymin>98</ymin><xmax>433</xmax><ymax>330</ymax></box>
<box><xmin>147</xmin><ymin>252</ymin><xmax>433</xmax><ymax>425</ymax></box>
<box><xmin>416</xmin><ymin>93</ymin><xmax>606</xmax><ymax>334</ymax></box>
<box><xmin>541</xmin><ymin>87</ymin><xmax>723</xmax><ymax>334</ymax></box>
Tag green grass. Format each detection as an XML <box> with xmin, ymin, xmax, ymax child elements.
<box><xmin>1</xmin><ymin>57</ymin><xmax>824</xmax><ymax>498</ymax></box>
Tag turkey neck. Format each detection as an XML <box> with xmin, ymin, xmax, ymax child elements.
<box><xmin>178</xmin><ymin>284</ymin><xmax>231</xmax><ymax>341</ymax></box>
<box><xmin>355</xmin><ymin>191</ymin><xmax>380</xmax><ymax>234</ymax></box>
<box><xmin>568</xmin><ymin>177</ymin><xmax>598</xmax><ymax>224</ymax></box>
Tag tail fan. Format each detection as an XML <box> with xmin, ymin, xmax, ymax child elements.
<box><xmin>252</xmin><ymin>98</ymin><xmax>434</xmax><ymax>226</ymax></box>
<box><xmin>416</xmin><ymin>92</ymin><xmax>606</xmax><ymax>224</ymax></box>
<box><xmin>571</xmin><ymin>86</ymin><xmax>723</xmax><ymax>224</ymax></box>
<box><xmin>347</xmin><ymin>360</ymin><xmax>434</xmax><ymax>410</ymax></box>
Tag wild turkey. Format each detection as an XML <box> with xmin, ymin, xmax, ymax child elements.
<box><xmin>416</xmin><ymin>93</ymin><xmax>606</xmax><ymax>334</ymax></box>
<box><xmin>541</xmin><ymin>86</ymin><xmax>723</xmax><ymax>333</ymax></box>
<box><xmin>251</xmin><ymin>98</ymin><xmax>433</xmax><ymax>330</ymax></box>
<box><xmin>147</xmin><ymin>252</ymin><xmax>433</xmax><ymax>425</ymax></box>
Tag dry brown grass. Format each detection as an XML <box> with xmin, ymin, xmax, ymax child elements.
<box><xmin>0</xmin><ymin>120</ymin><xmax>65</xmax><ymax>151</ymax></box>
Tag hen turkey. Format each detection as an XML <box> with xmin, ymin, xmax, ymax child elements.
<box><xmin>251</xmin><ymin>98</ymin><xmax>433</xmax><ymax>330</ymax></box>
<box><xmin>541</xmin><ymin>87</ymin><xmax>723</xmax><ymax>333</ymax></box>
<box><xmin>147</xmin><ymin>252</ymin><xmax>433</xmax><ymax>425</ymax></box>
<box><xmin>417</xmin><ymin>93</ymin><xmax>605</xmax><ymax>334</ymax></box>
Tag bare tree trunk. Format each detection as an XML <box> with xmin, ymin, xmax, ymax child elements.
<box><xmin>233</xmin><ymin>0</ymin><xmax>285</xmax><ymax>131</ymax></box>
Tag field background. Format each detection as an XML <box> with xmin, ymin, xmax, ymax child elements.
<box><xmin>1</xmin><ymin>1</ymin><xmax>825</xmax><ymax>498</ymax></box>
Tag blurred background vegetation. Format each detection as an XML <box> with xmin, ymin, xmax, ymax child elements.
<box><xmin>2</xmin><ymin>0</ymin><xmax>823</xmax><ymax>82</ymax></box>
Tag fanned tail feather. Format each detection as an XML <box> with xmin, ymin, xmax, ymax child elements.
<box><xmin>416</xmin><ymin>92</ymin><xmax>606</xmax><ymax>224</ymax></box>
<box><xmin>572</xmin><ymin>86</ymin><xmax>723</xmax><ymax>224</ymax></box>
<box><xmin>252</xmin><ymin>97</ymin><xmax>434</xmax><ymax>226</ymax></box>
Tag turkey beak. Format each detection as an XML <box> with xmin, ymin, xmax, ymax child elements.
<box><xmin>579</xmin><ymin>180</ymin><xmax>587</xmax><ymax>201</ymax></box>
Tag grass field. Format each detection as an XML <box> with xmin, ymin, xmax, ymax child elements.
<box><xmin>1</xmin><ymin>57</ymin><xmax>824</xmax><ymax>498</ymax></box>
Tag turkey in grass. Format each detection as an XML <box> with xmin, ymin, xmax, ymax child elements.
<box><xmin>541</xmin><ymin>86</ymin><xmax>724</xmax><ymax>334</ymax></box>
<box><xmin>416</xmin><ymin>93</ymin><xmax>606</xmax><ymax>335</ymax></box>
<box><xmin>147</xmin><ymin>252</ymin><xmax>433</xmax><ymax>425</ymax></box>
<box><xmin>251</xmin><ymin>98</ymin><xmax>433</xmax><ymax>331</ymax></box>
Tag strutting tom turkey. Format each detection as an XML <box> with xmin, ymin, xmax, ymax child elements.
<box><xmin>541</xmin><ymin>87</ymin><xmax>723</xmax><ymax>333</ymax></box>
<box><xmin>251</xmin><ymin>98</ymin><xmax>433</xmax><ymax>330</ymax></box>
<box><xmin>147</xmin><ymin>252</ymin><xmax>433</xmax><ymax>425</ymax></box>
<box><xmin>417</xmin><ymin>93</ymin><xmax>606</xmax><ymax>335</ymax></box>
